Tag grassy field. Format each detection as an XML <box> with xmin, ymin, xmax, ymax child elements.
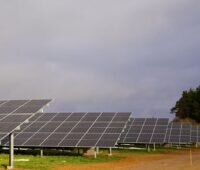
<box><xmin>0</xmin><ymin>151</ymin><xmax>121</xmax><ymax>170</ymax></box>
<box><xmin>114</xmin><ymin>145</ymin><xmax>185</xmax><ymax>154</ymax></box>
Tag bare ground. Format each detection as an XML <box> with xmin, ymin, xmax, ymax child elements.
<box><xmin>53</xmin><ymin>149</ymin><xmax>200</xmax><ymax>170</ymax></box>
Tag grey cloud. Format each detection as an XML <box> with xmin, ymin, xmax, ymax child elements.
<box><xmin>0</xmin><ymin>0</ymin><xmax>200</xmax><ymax>119</ymax></box>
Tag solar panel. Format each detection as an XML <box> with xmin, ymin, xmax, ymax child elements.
<box><xmin>118</xmin><ymin>118</ymin><xmax>169</xmax><ymax>144</ymax></box>
<box><xmin>0</xmin><ymin>116</ymin><xmax>34</xmax><ymax>141</ymax></box>
<box><xmin>190</xmin><ymin>126</ymin><xmax>200</xmax><ymax>143</ymax></box>
<box><xmin>0</xmin><ymin>100</ymin><xmax>29</xmax><ymax>114</ymax></box>
<box><xmin>25</xmin><ymin>100</ymin><xmax>52</xmax><ymax>106</ymax></box>
<box><xmin>0</xmin><ymin>106</ymin><xmax>20</xmax><ymax>114</ymax></box>
<box><xmin>0</xmin><ymin>99</ymin><xmax>52</xmax><ymax>142</ymax></box>
<box><xmin>3</xmin><ymin>112</ymin><xmax>131</xmax><ymax>148</ymax></box>
<box><xmin>0</xmin><ymin>133</ymin><xmax>7</xmax><ymax>139</ymax></box>
<box><xmin>0</xmin><ymin>99</ymin><xmax>51</xmax><ymax>115</ymax></box>
<box><xmin>2</xmin><ymin>100</ymin><xmax>28</xmax><ymax>106</ymax></box>
<box><xmin>0</xmin><ymin>101</ymin><xmax>6</xmax><ymax>105</ymax></box>
<box><xmin>165</xmin><ymin>122</ymin><xmax>192</xmax><ymax>144</ymax></box>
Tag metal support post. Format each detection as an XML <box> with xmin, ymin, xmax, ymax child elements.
<box><xmin>108</xmin><ymin>147</ymin><xmax>112</xmax><ymax>156</ymax></box>
<box><xmin>153</xmin><ymin>143</ymin><xmax>156</xmax><ymax>151</ymax></box>
<box><xmin>96</xmin><ymin>147</ymin><xmax>99</xmax><ymax>154</ymax></box>
<box><xmin>94</xmin><ymin>148</ymin><xmax>97</xmax><ymax>158</ymax></box>
<box><xmin>40</xmin><ymin>149</ymin><xmax>43</xmax><ymax>157</ymax></box>
<box><xmin>147</xmin><ymin>145</ymin><xmax>150</xmax><ymax>152</ymax></box>
<box><xmin>7</xmin><ymin>133</ymin><xmax>14</xmax><ymax>169</ymax></box>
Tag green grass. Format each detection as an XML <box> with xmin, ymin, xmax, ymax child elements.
<box><xmin>1</xmin><ymin>146</ymin><xmax>198</xmax><ymax>169</ymax></box>
<box><xmin>0</xmin><ymin>153</ymin><xmax>121</xmax><ymax>170</ymax></box>
<box><xmin>113</xmin><ymin>146</ymin><xmax>183</xmax><ymax>155</ymax></box>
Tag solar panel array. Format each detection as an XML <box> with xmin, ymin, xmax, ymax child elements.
<box><xmin>3</xmin><ymin>112</ymin><xmax>131</xmax><ymax>148</ymax></box>
<box><xmin>118</xmin><ymin>118</ymin><xmax>169</xmax><ymax>144</ymax></box>
<box><xmin>0</xmin><ymin>100</ymin><xmax>51</xmax><ymax>141</ymax></box>
<box><xmin>191</xmin><ymin>126</ymin><xmax>200</xmax><ymax>143</ymax></box>
<box><xmin>0</xmin><ymin>100</ymin><xmax>51</xmax><ymax>114</ymax></box>
<box><xmin>165</xmin><ymin>122</ymin><xmax>192</xmax><ymax>144</ymax></box>
<box><xmin>1</xmin><ymin>99</ymin><xmax>198</xmax><ymax>148</ymax></box>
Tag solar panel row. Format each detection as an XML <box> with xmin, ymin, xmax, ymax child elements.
<box><xmin>165</xmin><ymin>122</ymin><xmax>192</xmax><ymax>144</ymax></box>
<box><xmin>190</xmin><ymin>126</ymin><xmax>200</xmax><ymax>143</ymax></box>
<box><xmin>119</xmin><ymin>120</ymin><xmax>200</xmax><ymax>145</ymax></box>
<box><xmin>3</xmin><ymin>112</ymin><xmax>131</xmax><ymax>148</ymax></box>
<box><xmin>0</xmin><ymin>99</ymin><xmax>199</xmax><ymax>148</ymax></box>
<box><xmin>119</xmin><ymin>118</ymin><xmax>169</xmax><ymax>144</ymax></box>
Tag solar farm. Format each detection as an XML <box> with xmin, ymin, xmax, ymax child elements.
<box><xmin>0</xmin><ymin>99</ymin><xmax>200</xmax><ymax>170</ymax></box>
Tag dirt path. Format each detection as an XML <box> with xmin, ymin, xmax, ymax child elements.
<box><xmin>54</xmin><ymin>149</ymin><xmax>200</xmax><ymax>170</ymax></box>
<box><xmin>133</xmin><ymin>150</ymin><xmax>200</xmax><ymax>170</ymax></box>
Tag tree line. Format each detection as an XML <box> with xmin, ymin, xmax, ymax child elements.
<box><xmin>171</xmin><ymin>85</ymin><xmax>200</xmax><ymax>123</ymax></box>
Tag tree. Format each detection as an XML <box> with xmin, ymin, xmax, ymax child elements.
<box><xmin>171</xmin><ymin>85</ymin><xmax>200</xmax><ymax>123</ymax></box>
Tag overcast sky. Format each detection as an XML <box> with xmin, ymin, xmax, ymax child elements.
<box><xmin>0</xmin><ymin>0</ymin><xmax>200</xmax><ymax>118</ymax></box>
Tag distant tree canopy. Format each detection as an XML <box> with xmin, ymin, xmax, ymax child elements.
<box><xmin>171</xmin><ymin>86</ymin><xmax>200</xmax><ymax>123</ymax></box>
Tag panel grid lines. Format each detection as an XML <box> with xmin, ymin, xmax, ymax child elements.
<box><xmin>11</xmin><ymin>100</ymin><xmax>30</xmax><ymax>113</ymax></box>
<box><xmin>15</xmin><ymin>114</ymin><xmax>44</xmax><ymax>135</ymax></box>
<box><xmin>21</xmin><ymin>113</ymin><xmax>59</xmax><ymax>146</ymax></box>
<box><xmin>94</xmin><ymin>113</ymin><xmax>117</xmax><ymax>147</ymax></box>
<box><xmin>167</xmin><ymin>123</ymin><xmax>173</xmax><ymax>143</ymax></box>
<box><xmin>40</xmin><ymin>113</ymin><xmax>73</xmax><ymax>146</ymax></box>
<box><xmin>119</xmin><ymin>118</ymin><xmax>135</xmax><ymax>143</ymax></box>
<box><xmin>0</xmin><ymin>100</ymin><xmax>30</xmax><ymax>122</ymax></box>
<box><xmin>7</xmin><ymin>113</ymin><xmax>43</xmax><ymax>146</ymax></box>
<box><xmin>163</xmin><ymin>123</ymin><xmax>169</xmax><ymax>143</ymax></box>
<box><xmin>4</xmin><ymin>112</ymin><xmax>131</xmax><ymax>148</ymax></box>
<box><xmin>166</xmin><ymin>122</ymin><xmax>192</xmax><ymax>144</ymax></box>
<box><xmin>119</xmin><ymin>118</ymin><xmax>169</xmax><ymax>144</ymax></box>
<box><xmin>179</xmin><ymin>123</ymin><xmax>183</xmax><ymax>143</ymax></box>
<box><xmin>196</xmin><ymin>126</ymin><xmax>198</xmax><ymax>143</ymax></box>
<box><xmin>57</xmin><ymin>112</ymin><xmax>88</xmax><ymax>147</ymax></box>
<box><xmin>0</xmin><ymin>99</ymin><xmax>52</xmax><ymax>142</ymax></box>
<box><xmin>123</xmin><ymin>118</ymin><xmax>134</xmax><ymax>143</ymax></box>
<box><xmin>9</xmin><ymin>113</ymin><xmax>48</xmax><ymax>146</ymax></box>
<box><xmin>0</xmin><ymin>101</ymin><xmax>7</xmax><ymax>107</ymax></box>
<box><xmin>75</xmin><ymin>113</ymin><xmax>102</xmax><ymax>147</ymax></box>
<box><xmin>136</xmin><ymin>118</ymin><xmax>147</xmax><ymax>143</ymax></box>
<box><xmin>149</xmin><ymin>118</ymin><xmax>158</xmax><ymax>143</ymax></box>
